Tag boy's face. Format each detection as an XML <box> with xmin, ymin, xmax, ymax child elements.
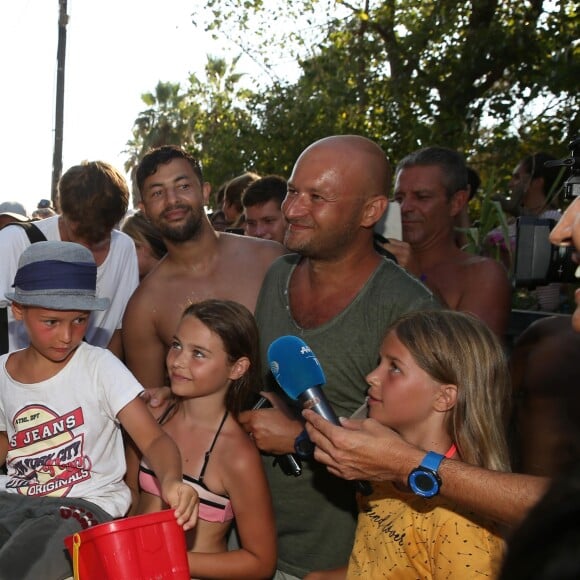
<box><xmin>12</xmin><ymin>305</ymin><xmax>90</xmax><ymax>363</ymax></box>
<box><xmin>245</xmin><ymin>200</ymin><xmax>287</xmax><ymax>244</ymax></box>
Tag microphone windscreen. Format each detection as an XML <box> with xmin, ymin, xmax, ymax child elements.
<box><xmin>267</xmin><ymin>335</ymin><xmax>326</xmax><ymax>399</ymax></box>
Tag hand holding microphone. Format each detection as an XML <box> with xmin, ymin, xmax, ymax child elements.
<box><xmin>268</xmin><ymin>335</ymin><xmax>373</xmax><ymax>495</ymax></box>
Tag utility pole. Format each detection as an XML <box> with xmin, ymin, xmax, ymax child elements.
<box><xmin>51</xmin><ymin>0</ymin><xmax>68</xmax><ymax>205</ymax></box>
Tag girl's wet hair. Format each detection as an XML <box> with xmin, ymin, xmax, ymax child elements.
<box><xmin>181</xmin><ymin>299</ymin><xmax>262</xmax><ymax>416</ymax></box>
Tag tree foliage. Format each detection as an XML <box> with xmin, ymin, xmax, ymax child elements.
<box><xmin>124</xmin><ymin>56</ymin><xmax>257</xmax><ymax>202</ymax></box>
<box><xmin>201</xmin><ymin>0</ymin><xmax>578</xmax><ymax>176</ymax></box>
<box><xmin>125</xmin><ymin>0</ymin><xmax>578</xmax><ymax>204</ymax></box>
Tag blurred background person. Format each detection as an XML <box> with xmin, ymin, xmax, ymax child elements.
<box><xmin>121</xmin><ymin>210</ymin><xmax>167</xmax><ymax>280</ymax></box>
<box><xmin>242</xmin><ymin>174</ymin><xmax>287</xmax><ymax>244</ymax></box>
<box><xmin>485</xmin><ymin>152</ymin><xmax>566</xmax><ymax>311</ymax></box>
<box><xmin>222</xmin><ymin>171</ymin><xmax>260</xmax><ymax>229</ymax></box>
<box><xmin>31</xmin><ymin>198</ymin><xmax>57</xmax><ymax>220</ymax></box>
<box><xmin>0</xmin><ymin>201</ymin><xmax>29</xmax><ymax>228</ymax></box>
<box><xmin>209</xmin><ymin>209</ymin><xmax>228</xmax><ymax>232</ymax></box>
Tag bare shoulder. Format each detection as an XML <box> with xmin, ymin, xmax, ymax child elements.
<box><xmin>218</xmin><ymin>416</ymin><xmax>263</xmax><ymax>477</ymax></box>
<box><xmin>128</xmin><ymin>259</ymin><xmax>178</xmax><ymax>305</ymax></box>
<box><xmin>221</xmin><ymin>233</ymin><xmax>287</xmax><ymax>261</ymax></box>
<box><xmin>460</xmin><ymin>252</ymin><xmax>510</xmax><ymax>281</ymax></box>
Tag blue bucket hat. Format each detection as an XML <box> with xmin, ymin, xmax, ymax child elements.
<box><xmin>5</xmin><ymin>241</ymin><xmax>110</xmax><ymax>311</ymax></box>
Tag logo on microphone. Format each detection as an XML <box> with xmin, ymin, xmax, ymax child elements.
<box><xmin>303</xmin><ymin>395</ymin><xmax>322</xmax><ymax>410</ymax></box>
<box><xmin>300</xmin><ymin>346</ymin><xmax>313</xmax><ymax>355</ymax></box>
<box><xmin>270</xmin><ymin>361</ymin><xmax>280</xmax><ymax>376</ymax></box>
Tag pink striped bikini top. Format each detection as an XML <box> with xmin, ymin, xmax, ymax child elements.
<box><xmin>139</xmin><ymin>409</ymin><xmax>234</xmax><ymax>524</ymax></box>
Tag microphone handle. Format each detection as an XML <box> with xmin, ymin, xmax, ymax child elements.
<box><xmin>252</xmin><ymin>396</ymin><xmax>302</xmax><ymax>476</ymax></box>
<box><xmin>298</xmin><ymin>387</ymin><xmax>341</xmax><ymax>426</ymax></box>
<box><xmin>298</xmin><ymin>389</ymin><xmax>373</xmax><ymax>496</ymax></box>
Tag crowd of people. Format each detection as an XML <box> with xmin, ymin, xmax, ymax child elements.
<box><xmin>0</xmin><ymin>135</ymin><xmax>578</xmax><ymax>579</ymax></box>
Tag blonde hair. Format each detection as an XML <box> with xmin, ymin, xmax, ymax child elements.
<box><xmin>389</xmin><ymin>310</ymin><xmax>511</xmax><ymax>472</ymax></box>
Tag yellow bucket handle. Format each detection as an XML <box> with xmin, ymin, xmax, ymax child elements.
<box><xmin>72</xmin><ymin>533</ymin><xmax>81</xmax><ymax>580</ymax></box>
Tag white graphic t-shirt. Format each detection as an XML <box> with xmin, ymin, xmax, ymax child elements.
<box><xmin>0</xmin><ymin>342</ymin><xmax>143</xmax><ymax>517</ymax></box>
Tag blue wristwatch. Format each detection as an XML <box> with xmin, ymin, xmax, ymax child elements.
<box><xmin>408</xmin><ymin>451</ymin><xmax>444</xmax><ymax>498</ymax></box>
<box><xmin>294</xmin><ymin>429</ymin><xmax>315</xmax><ymax>459</ymax></box>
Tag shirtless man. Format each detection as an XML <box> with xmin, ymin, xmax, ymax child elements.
<box><xmin>122</xmin><ymin>146</ymin><xmax>286</xmax><ymax>389</ymax></box>
<box><xmin>391</xmin><ymin>146</ymin><xmax>511</xmax><ymax>336</ymax></box>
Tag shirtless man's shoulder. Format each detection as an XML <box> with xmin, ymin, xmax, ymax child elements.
<box><xmin>422</xmin><ymin>249</ymin><xmax>511</xmax><ymax>335</ymax></box>
<box><xmin>218</xmin><ymin>233</ymin><xmax>287</xmax><ymax>266</ymax></box>
<box><xmin>427</xmin><ymin>249</ymin><xmax>508</xmax><ymax>285</ymax></box>
<box><xmin>125</xmin><ymin>234</ymin><xmax>287</xmax><ymax>349</ymax></box>
<box><xmin>456</xmin><ymin>251</ymin><xmax>510</xmax><ymax>285</ymax></box>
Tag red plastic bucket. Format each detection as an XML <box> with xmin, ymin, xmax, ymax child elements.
<box><xmin>64</xmin><ymin>509</ymin><xmax>189</xmax><ymax>580</ymax></box>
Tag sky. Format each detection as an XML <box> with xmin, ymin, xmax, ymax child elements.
<box><xmin>0</xmin><ymin>0</ymin><xmax>272</xmax><ymax>216</ymax></box>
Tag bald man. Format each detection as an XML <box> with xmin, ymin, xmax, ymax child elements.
<box><xmin>303</xmin><ymin>195</ymin><xmax>580</xmax><ymax>547</ymax></box>
<box><xmin>239</xmin><ymin>135</ymin><xmax>440</xmax><ymax>578</ymax></box>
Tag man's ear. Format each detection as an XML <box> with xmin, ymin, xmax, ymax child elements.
<box><xmin>140</xmin><ymin>199</ymin><xmax>150</xmax><ymax>220</ymax></box>
<box><xmin>450</xmin><ymin>189</ymin><xmax>469</xmax><ymax>217</ymax></box>
<box><xmin>11</xmin><ymin>302</ymin><xmax>25</xmax><ymax>321</ymax></box>
<box><xmin>229</xmin><ymin>357</ymin><xmax>250</xmax><ymax>381</ymax></box>
<box><xmin>202</xmin><ymin>183</ymin><xmax>212</xmax><ymax>206</ymax></box>
<box><xmin>361</xmin><ymin>196</ymin><xmax>388</xmax><ymax>228</ymax></box>
<box><xmin>434</xmin><ymin>383</ymin><xmax>458</xmax><ymax>413</ymax></box>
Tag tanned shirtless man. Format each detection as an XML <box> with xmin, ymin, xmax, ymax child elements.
<box><xmin>122</xmin><ymin>146</ymin><xmax>286</xmax><ymax>390</ymax></box>
<box><xmin>390</xmin><ymin>146</ymin><xmax>512</xmax><ymax>337</ymax></box>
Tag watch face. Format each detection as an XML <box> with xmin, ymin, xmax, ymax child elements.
<box><xmin>294</xmin><ymin>432</ymin><xmax>315</xmax><ymax>459</ymax></box>
<box><xmin>408</xmin><ymin>468</ymin><xmax>440</xmax><ymax>498</ymax></box>
<box><xmin>413</xmin><ymin>471</ymin><xmax>436</xmax><ymax>493</ymax></box>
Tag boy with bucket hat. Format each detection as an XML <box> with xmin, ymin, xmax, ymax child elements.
<box><xmin>0</xmin><ymin>242</ymin><xmax>198</xmax><ymax>580</ymax></box>
<box><xmin>0</xmin><ymin>161</ymin><xmax>139</xmax><ymax>357</ymax></box>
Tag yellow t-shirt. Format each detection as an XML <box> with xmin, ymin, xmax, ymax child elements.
<box><xmin>347</xmin><ymin>481</ymin><xmax>504</xmax><ymax>579</ymax></box>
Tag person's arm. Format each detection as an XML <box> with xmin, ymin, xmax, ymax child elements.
<box><xmin>436</xmin><ymin>455</ymin><xmax>549</xmax><ymax>526</ymax></box>
<box><xmin>303</xmin><ymin>410</ymin><xmax>549</xmax><ymax>527</ymax></box>
<box><xmin>118</xmin><ymin>396</ymin><xmax>198</xmax><ymax>529</ymax></box>
<box><xmin>124</xmin><ymin>435</ymin><xmax>142</xmax><ymax>516</ymax></box>
<box><xmin>124</xmin><ymin>402</ymin><xmax>169</xmax><ymax>514</ymax></box>
<box><xmin>238</xmin><ymin>391</ymin><xmax>303</xmax><ymax>454</ymax></box>
<box><xmin>0</xmin><ymin>431</ymin><xmax>8</xmax><ymax>466</ymax></box>
<box><xmin>187</xmin><ymin>433</ymin><xmax>277</xmax><ymax>579</ymax></box>
<box><xmin>458</xmin><ymin>259</ymin><xmax>512</xmax><ymax>337</ymax></box>
<box><xmin>122</xmin><ymin>289</ymin><xmax>167</xmax><ymax>390</ymax></box>
<box><xmin>106</xmin><ymin>328</ymin><xmax>124</xmax><ymax>360</ymax></box>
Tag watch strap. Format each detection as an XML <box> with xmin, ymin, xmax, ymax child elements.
<box><xmin>420</xmin><ymin>451</ymin><xmax>445</xmax><ymax>472</ymax></box>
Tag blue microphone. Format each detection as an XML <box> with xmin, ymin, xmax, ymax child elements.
<box><xmin>268</xmin><ymin>335</ymin><xmax>373</xmax><ymax>495</ymax></box>
<box><xmin>268</xmin><ymin>335</ymin><xmax>339</xmax><ymax>424</ymax></box>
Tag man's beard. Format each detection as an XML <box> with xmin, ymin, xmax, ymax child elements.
<box><xmin>284</xmin><ymin>220</ymin><xmax>360</xmax><ymax>260</ymax></box>
<box><xmin>157</xmin><ymin>206</ymin><xmax>204</xmax><ymax>242</ymax></box>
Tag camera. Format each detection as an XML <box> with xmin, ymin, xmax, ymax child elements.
<box><xmin>513</xmin><ymin>137</ymin><xmax>580</xmax><ymax>288</ymax></box>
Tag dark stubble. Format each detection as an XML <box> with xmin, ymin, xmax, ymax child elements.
<box><xmin>157</xmin><ymin>205</ymin><xmax>204</xmax><ymax>243</ymax></box>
